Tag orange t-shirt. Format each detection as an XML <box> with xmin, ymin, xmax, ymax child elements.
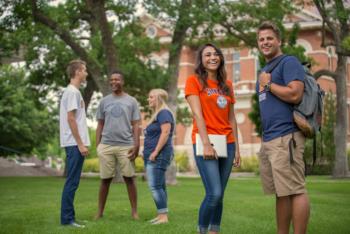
<box><xmin>184</xmin><ymin>75</ymin><xmax>236</xmax><ymax>144</ymax></box>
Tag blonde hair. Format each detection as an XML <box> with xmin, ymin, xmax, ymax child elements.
<box><xmin>148</xmin><ymin>89</ymin><xmax>173</xmax><ymax>124</ymax></box>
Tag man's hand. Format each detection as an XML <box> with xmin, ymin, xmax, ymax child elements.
<box><xmin>128</xmin><ymin>146</ymin><xmax>139</xmax><ymax>161</ymax></box>
<box><xmin>259</xmin><ymin>72</ymin><xmax>271</xmax><ymax>92</ymax></box>
<box><xmin>78</xmin><ymin>144</ymin><xmax>89</xmax><ymax>157</ymax></box>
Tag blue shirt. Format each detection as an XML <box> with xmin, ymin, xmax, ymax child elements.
<box><xmin>143</xmin><ymin>109</ymin><xmax>174</xmax><ymax>157</ymax></box>
<box><xmin>256</xmin><ymin>55</ymin><xmax>305</xmax><ymax>142</ymax></box>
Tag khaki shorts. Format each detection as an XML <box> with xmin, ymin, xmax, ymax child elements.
<box><xmin>97</xmin><ymin>144</ymin><xmax>135</xmax><ymax>179</ymax></box>
<box><xmin>259</xmin><ymin>131</ymin><xmax>306</xmax><ymax>197</ymax></box>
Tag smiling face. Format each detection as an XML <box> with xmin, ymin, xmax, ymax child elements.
<box><xmin>201</xmin><ymin>46</ymin><xmax>221</xmax><ymax>73</ymax></box>
<box><xmin>257</xmin><ymin>29</ymin><xmax>282</xmax><ymax>61</ymax></box>
<box><xmin>147</xmin><ymin>91</ymin><xmax>157</xmax><ymax>109</ymax></box>
<box><xmin>109</xmin><ymin>73</ymin><xmax>124</xmax><ymax>94</ymax></box>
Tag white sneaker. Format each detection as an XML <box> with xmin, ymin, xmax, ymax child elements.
<box><xmin>69</xmin><ymin>222</ymin><xmax>85</xmax><ymax>228</ymax></box>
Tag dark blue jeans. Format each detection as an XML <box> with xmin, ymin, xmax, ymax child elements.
<box><xmin>61</xmin><ymin>146</ymin><xmax>85</xmax><ymax>225</ymax></box>
<box><xmin>144</xmin><ymin>150</ymin><xmax>173</xmax><ymax>214</ymax></box>
<box><xmin>194</xmin><ymin>143</ymin><xmax>235</xmax><ymax>233</ymax></box>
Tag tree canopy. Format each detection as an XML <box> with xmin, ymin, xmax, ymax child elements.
<box><xmin>0</xmin><ymin>65</ymin><xmax>56</xmax><ymax>156</ymax></box>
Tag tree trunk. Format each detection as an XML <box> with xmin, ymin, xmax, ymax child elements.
<box><xmin>333</xmin><ymin>56</ymin><xmax>349</xmax><ymax>178</ymax></box>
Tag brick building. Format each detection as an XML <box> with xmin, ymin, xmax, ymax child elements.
<box><xmin>141</xmin><ymin>6</ymin><xmax>350</xmax><ymax>158</ymax></box>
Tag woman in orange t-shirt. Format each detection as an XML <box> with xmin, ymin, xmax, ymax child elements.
<box><xmin>185</xmin><ymin>43</ymin><xmax>241</xmax><ymax>234</ymax></box>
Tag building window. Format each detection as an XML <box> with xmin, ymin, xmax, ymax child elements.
<box><xmin>146</xmin><ymin>25</ymin><xmax>157</xmax><ymax>39</ymax></box>
<box><xmin>232</xmin><ymin>51</ymin><xmax>240</xmax><ymax>83</ymax></box>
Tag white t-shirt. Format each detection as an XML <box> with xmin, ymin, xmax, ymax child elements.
<box><xmin>59</xmin><ymin>84</ymin><xmax>90</xmax><ymax>147</ymax></box>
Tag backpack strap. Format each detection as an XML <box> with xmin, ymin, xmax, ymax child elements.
<box><xmin>264</xmin><ymin>55</ymin><xmax>288</xmax><ymax>73</ymax></box>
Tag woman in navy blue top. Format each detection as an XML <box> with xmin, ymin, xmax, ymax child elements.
<box><xmin>143</xmin><ymin>89</ymin><xmax>174</xmax><ymax>224</ymax></box>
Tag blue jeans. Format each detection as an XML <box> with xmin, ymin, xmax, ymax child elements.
<box><xmin>61</xmin><ymin>146</ymin><xmax>85</xmax><ymax>225</ymax></box>
<box><xmin>145</xmin><ymin>150</ymin><xmax>173</xmax><ymax>214</ymax></box>
<box><xmin>194</xmin><ymin>143</ymin><xmax>235</xmax><ymax>233</ymax></box>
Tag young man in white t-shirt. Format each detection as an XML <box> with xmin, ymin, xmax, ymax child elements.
<box><xmin>59</xmin><ymin>59</ymin><xmax>90</xmax><ymax>228</ymax></box>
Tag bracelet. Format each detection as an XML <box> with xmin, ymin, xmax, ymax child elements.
<box><xmin>264</xmin><ymin>82</ymin><xmax>271</xmax><ymax>92</ymax></box>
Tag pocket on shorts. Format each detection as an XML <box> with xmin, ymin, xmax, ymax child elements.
<box><xmin>97</xmin><ymin>143</ymin><xmax>107</xmax><ymax>157</ymax></box>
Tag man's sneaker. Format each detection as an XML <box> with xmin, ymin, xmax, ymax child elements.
<box><xmin>68</xmin><ymin>222</ymin><xmax>85</xmax><ymax>228</ymax></box>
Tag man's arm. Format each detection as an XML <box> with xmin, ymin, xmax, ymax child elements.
<box><xmin>259</xmin><ymin>72</ymin><xmax>304</xmax><ymax>104</ymax></box>
<box><xmin>128</xmin><ymin>119</ymin><xmax>141</xmax><ymax>160</ymax></box>
<box><xmin>96</xmin><ymin>119</ymin><xmax>104</xmax><ymax>147</ymax></box>
<box><xmin>67</xmin><ymin>110</ymin><xmax>89</xmax><ymax>156</ymax></box>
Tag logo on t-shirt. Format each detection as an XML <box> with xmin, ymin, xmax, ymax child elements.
<box><xmin>206</xmin><ymin>88</ymin><xmax>222</xmax><ymax>96</ymax></box>
<box><xmin>217</xmin><ymin>95</ymin><xmax>228</xmax><ymax>109</ymax></box>
<box><xmin>110</xmin><ymin>103</ymin><xmax>123</xmax><ymax>118</ymax></box>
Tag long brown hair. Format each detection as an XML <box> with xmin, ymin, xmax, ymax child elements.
<box><xmin>194</xmin><ymin>43</ymin><xmax>230</xmax><ymax>95</ymax></box>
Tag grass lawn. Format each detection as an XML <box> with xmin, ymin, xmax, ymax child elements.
<box><xmin>0</xmin><ymin>176</ymin><xmax>349</xmax><ymax>234</ymax></box>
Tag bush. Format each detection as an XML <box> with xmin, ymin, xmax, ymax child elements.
<box><xmin>135</xmin><ymin>156</ymin><xmax>144</xmax><ymax>173</ymax></box>
<box><xmin>175</xmin><ymin>151</ymin><xmax>190</xmax><ymax>172</ymax></box>
<box><xmin>83</xmin><ymin>158</ymin><xmax>99</xmax><ymax>172</ymax></box>
<box><xmin>235</xmin><ymin>156</ymin><xmax>259</xmax><ymax>174</ymax></box>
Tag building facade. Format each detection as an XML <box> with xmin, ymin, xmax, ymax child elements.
<box><xmin>141</xmin><ymin>6</ymin><xmax>350</xmax><ymax>158</ymax></box>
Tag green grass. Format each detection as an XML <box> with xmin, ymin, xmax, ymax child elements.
<box><xmin>0</xmin><ymin>176</ymin><xmax>349</xmax><ymax>234</ymax></box>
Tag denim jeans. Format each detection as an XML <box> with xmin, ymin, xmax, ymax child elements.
<box><xmin>194</xmin><ymin>143</ymin><xmax>235</xmax><ymax>233</ymax></box>
<box><xmin>61</xmin><ymin>146</ymin><xmax>85</xmax><ymax>225</ymax></box>
<box><xmin>145</xmin><ymin>150</ymin><xmax>173</xmax><ymax>214</ymax></box>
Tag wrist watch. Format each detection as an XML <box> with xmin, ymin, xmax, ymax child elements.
<box><xmin>264</xmin><ymin>82</ymin><xmax>271</xmax><ymax>92</ymax></box>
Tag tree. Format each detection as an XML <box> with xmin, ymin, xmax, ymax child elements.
<box><xmin>312</xmin><ymin>0</ymin><xmax>350</xmax><ymax>178</ymax></box>
<box><xmin>0</xmin><ymin>0</ymin><xmax>167</xmax><ymax>109</ymax></box>
<box><xmin>143</xmin><ymin>0</ymin><xmax>214</xmax><ymax>184</ymax></box>
<box><xmin>0</xmin><ymin>65</ymin><xmax>56</xmax><ymax>156</ymax></box>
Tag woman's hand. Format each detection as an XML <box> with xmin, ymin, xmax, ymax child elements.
<box><xmin>233</xmin><ymin>151</ymin><xmax>241</xmax><ymax>167</ymax></box>
<box><xmin>149</xmin><ymin>151</ymin><xmax>158</xmax><ymax>161</ymax></box>
<box><xmin>203</xmin><ymin>143</ymin><xmax>218</xmax><ymax>160</ymax></box>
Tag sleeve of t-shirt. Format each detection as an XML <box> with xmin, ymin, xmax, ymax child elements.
<box><xmin>282</xmin><ymin>56</ymin><xmax>305</xmax><ymax>85</ymax></box>
<box><xmin>185</xmin><ymin>75</ymin><xmax>200</xmax><ymax>97</ymax></box>
<box><xmin>66</xmin><ymin>90</ymin><xmax>80</xmax><ymax>112</ymax></box>
<box><xmin>131</xmin><ymin>98</ymin><xmax>141</xmax><ymax>121</ymax></box>
<box><xmin>96</xmin><ymin>99</ymin><xmax>104</xmax><ymax>120</ymax></box>
<box><xmin>157</xmin><ymin>110</ymin><xmax>174</xmax><ymax>125</ymax></box>
<box><xmin>226</xmin><ymin>80</ymin><xmax>236</xmax><ymax>104</ymax></box>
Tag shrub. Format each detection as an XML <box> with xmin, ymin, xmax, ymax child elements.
<box><xmin>235</xmin><ymin>155</ymin><xmax>259</xmax><ymax>174</ymax></box>
<box><xmin>175</xmin><ymin>151</ymin><xmax>190</xmax><ymax>172</ymax></box>
<box><xmin>135</xmin><ymin>157</ymin><xmax>144</xmax><ymax>173</ymax></box>
<box><xmin>83</xmin><ymin>158</ymin><xmax>99</xmax><ymax>172</ymax></box>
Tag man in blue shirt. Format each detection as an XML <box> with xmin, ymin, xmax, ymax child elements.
<box><xmin>256</xmin><ymin>21</ymin><xmax>309</xmax><ymax>234</ymax></box>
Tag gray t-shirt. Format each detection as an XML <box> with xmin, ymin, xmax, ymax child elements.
<box><xmin>96</xmin><ymin>93</ymin><xmax>141</xmax><ymax>146</ymax></box>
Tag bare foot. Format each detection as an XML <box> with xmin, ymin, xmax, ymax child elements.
<box><xmin>151</xmin><ymin>214</ymin><xmax>168</xmax><ymax>224</ymax></box>
<box><xmin>132</xmin><ymin>212</ymin><xmax>139</xmax><ymax>220</ymax></box>
<box><xmin>94</xmin><ymin>214</ymin><xmax>103</xmax><ymax>220</ymax></box>
<box><xmin>148</xmin><ymin>217</ymin><xmax>159</xmax><ymax>223</ymax></box>
<box><xmin>151</xmin><ymin>219</ymin><xmax>168</xmax><ymax>225</ymax></box>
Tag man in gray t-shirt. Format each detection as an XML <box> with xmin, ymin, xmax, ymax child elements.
<box><xmin>95</xmin><ymin>70</ymin><xmax>141</xmax><ymax>220</ymax></box>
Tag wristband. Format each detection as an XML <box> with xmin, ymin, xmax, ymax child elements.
<box><xmin>264</xmin><ymin>82</ymin><xmax>271</xmax><ymax>92</ymax></box>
